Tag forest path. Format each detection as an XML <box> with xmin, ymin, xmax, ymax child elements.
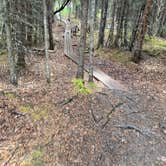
<box><xmin>56</xmin><ymin>20</ymin><xmax>127</xmax><ymax>92</ymax></box>
<box><xmin>54</xmin><ymin>23</ymin><xmax>166</xmax><ymax>165</ymax></box>
<box><xmin>64</xmin><ymin>51</ymin><xmax>127</xmax><ymax>91</ymax></box>
<box><xmin>0</xmin><ymin>23</ymin><xmax>166</xmax><ymax>166</ymax></box>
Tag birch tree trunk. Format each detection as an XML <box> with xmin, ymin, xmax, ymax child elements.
<box><xmin>89</xmin><ymin>0</ymin><xmax>95</xmax><ymax>82</ymax></box>
<box><xmin>43</xmin><ymin>0</ymin><xmax>50</xmax><ymax>83</ymax></box>
<box><xmin>3</xmin><ymin>0</ymin><xmax>17</xmax><ymax>85</ymax></box>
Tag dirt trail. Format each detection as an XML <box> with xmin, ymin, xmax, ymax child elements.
<box><xmin>0</xmin><ymin>23</ymin><xmax>166</xmax><ymax>166</ymax></box>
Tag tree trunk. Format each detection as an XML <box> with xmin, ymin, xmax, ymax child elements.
<box><xmin>47</xmin><ymin>0</ymin><xmax>54</xmax><ymax>50</ymax></box>
<box><xmin>43</xmin><ymin>0</ymin><xmax>50</xmax><ymax>83</ymax></box>
<box><xmin>3</xmin><ymin>0</ymin><xmax>17</xmax><ymax>85</ymax></box>
<box><xmin>114</xmin><ymin>0</ymin><xmax>125</xmax><ymax>48</ymax></box>
<box><xmin>26</xmin><ymin>1</ymin><xmax>33</xmax><ymax>46</ymax></box>
<box><xmin>94</xmin><ymin>0</ymin><xmax>98</xmax><ymax>30</ymax></box>
<box><xmin>129</xmin><ymin>3</ymin><xmax>145</xmax><ymax>51</ymax></box>
<box><xmin>76</xmin><ymin>0</ymin><xmax>89</xmax><ymax>79</ymax></box>
<box><xmin>97</xmin><ymin>0</ymin><xmax>108</xmax><ymax>49</ymax></box>
<box><xmin>122</xmin><ymin>0</ymin><xmax>129</xmax><ymax>48</ymax></box>
<box><xmin>133</xmin><ymin>0</ymin><xmax>153</xmax><ymax>63</ymax></box>
<box><xmin>106</xmin><ymin>0</ymin><xmax>116</xmax><ymax>48</ymax></box>
<box><xmin>16</xmin><ymin>0</ymin><xmax>26</xmax><ymax>70</ymax></box>
<box><xmin>156</xmin><ymin>0</ymin><xmax>166</xmax><ymax>37</ymax></box>
<box><xmin>89</xmin><ymin>0</ymin><xmax>95</xmax><ymax>82</ymax></box>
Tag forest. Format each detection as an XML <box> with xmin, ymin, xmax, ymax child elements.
<box><xmin>0</xmin><ymin>0</ymin><xmax>166</xmax><ymax>165</ymax></box>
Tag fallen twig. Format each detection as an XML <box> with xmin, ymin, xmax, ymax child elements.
<box><xmin>10</xmin><ymin>109</ymin><xmax>26</xmax><ymax>117</ymax></box>
<box><xmin>114</xmin><ymin>124</ymin><xmax>157</xmax><ymax>138</ymax></box>
<box><xmin>55</xmin><ymin>95</ymin><xmax>77</xmax><ymax>107</ymax></box>
<box><xmin>89</xmin><ymin>109</ymin><xmax>103</xmax><ymax>124</ymax></box>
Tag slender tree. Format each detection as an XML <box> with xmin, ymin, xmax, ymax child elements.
<box><xmin>43</xmin><ymin>0</ymin><xmax>51</xmax><ymax>83</ymax></box>
<box><xmin>16</xmin><ymin>0</ymin><xmax>26</xmax><ymax>70</ymax></box>
<box><xmin>3</xmin><ymin>0</ymin><xmax>17</xmax><ymax>85</ymax></box>
<box><xmin>97</xmin><ymin>0</ymin><xmax>108</xmax><ymax>49</ymax></box>
<box><xmin>89</xmin><ymin>0</ymin><xmax>95</xmax><ymax>82</ymax></box>
<box><xmin>47</xmin><ymin>0</ymin><xmax>54</xmax><ymax>50</ymax></box>
<box><xmin>76</xmin><ymin>0</ymin><xmax>89</xmax><ymax>79</ymax></box>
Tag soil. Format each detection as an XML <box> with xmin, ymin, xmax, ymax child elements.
<box><xmin>0</xmin><ymin>23</ymin><xmax>166</xmax><ymax>166</ymax></box>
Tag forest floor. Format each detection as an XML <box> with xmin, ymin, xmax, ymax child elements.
<box><xmin>0</xmin><ymin>23</ymin><xmax>166</xmax><ymax>166</ymax></box>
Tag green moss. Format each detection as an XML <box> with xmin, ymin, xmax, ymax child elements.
<box><xmin>144</xmin><ymin>36</ymin><xmax>166</xmax><ymax>57</ymax></box>
<box><xmin>20</xmin><ymin>148</ymin><xmax>45</xmax><ymax>166</ymax></box>
<box><xmin>5</xmin><ymin>92</ymin><xmax>16</xmax><ymax>99</ymax></box>
<box><xmin>32</xmin><ymin>149</ymin><xmax>43</xmax><ymax>158</ymax></box>
<box><xmin>19</xmin><ymin>105</ymin><xmax>48</xmax><ymax>121</ymax></box>
<box><xmin>145</xmin><ymin>36</ymin><xmax>166</xmax><ymax>48</ymax></box>
<box><xmin>0</xmin><ymin>53</ymin><xmax>7</xmax><ymax>64</ymax></box>
<box><xmin>111</xmin><ymin>50</ymin><xmax>132</xmax><ymax>64</ymax></box>
<box><xmin>19</xmin><ymin>105</ymin><xmax>32</xmax><ymax>113</ymax></box>
<box><xmin>96</xmin><ymin>48</ymin><xmax>132</xmax><ymax>64</ymax></box>
<box><xmin>31</xmin><ymin>106</ymin><xmax>48</xmax><ymax>121</ymax></box>
<box><xmin>31</xmin><ymin>149</ymin><xmax>44</xmax><ymax>166</ymax></box>
<box><xmin>31</xmin><ymin>108</ymin><xmax>48</xmax><ymax>121</ymax></box>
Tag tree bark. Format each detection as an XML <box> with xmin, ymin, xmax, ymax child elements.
<box><xmin>43</xmin><ymin>0</ymin><xmax>51</xmax><ymax>83</ymax></box>
<box><xmin>97</xmin><ymin>0</ymin><xmax>108</xmax><ymax>49</ymax></box>
<box><xmin>3</xmin><ymin>0</ymin><xmax>17</xmax><ymax>85</ymax></box>
<box><xmin>106</xmin><ymin>0</ymin><xmax>116</xmax><ymax>48</ymax></box>
<box><xmin>130</xmin><ymin>3</ymin><xmax>146</xmax><ymax>51</ymax></box>
<box><xmin>76</xmin><ymin>0</ymin><xmax>89</xmax><ymax>79</ymax></box>
<box><xmin>89</xmin><ymin>0</ymin><xmax>95</xmax><ymax>82</ymax></box>
<box><xmin>47</xmin><ymin>0</ymin><xmax>54</xmax><ymax>50</ymax></box>
<box><xmin>16</xmin><ymin>0</ymin><xmax>26</xmax><ymax>70</ymax></box>
<box><xmin>133</xmin><ymin>0</ymin><xmax>153</xmax><ymax>63</ymax></box>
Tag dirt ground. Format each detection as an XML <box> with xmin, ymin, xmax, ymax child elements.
<box><xmin>0</xmin><ymin>24</ymin><xmax>166</xmax><ymax>166</ymax></box>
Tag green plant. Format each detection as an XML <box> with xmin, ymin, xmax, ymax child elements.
<box><xmin>72</xmin><ymin>78</ymin><xmax>91</xmax><ymax>95</ymax></box>
<box><xmin>31</xmin><ymin>149</ymin><xmax>44</xmax><ymax>166</ymax></box>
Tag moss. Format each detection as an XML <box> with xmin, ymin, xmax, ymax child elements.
<box><xmin>4</xmin><ymin>92</ymin><xmax>16</xmax><ymax>99</ymax></box>
<box><xmin>21</xmin><ymin>149</ymin><xmax>44</xmax><ymax>166</ymax></box>
<box><xmin>31</xmin><ymin>149</ymin><xmax>44</xmax><ymax>166</ymax></box>
<box><xmin>0</xmin><ymin>53</ymin><xmax>8</xmax><ymax>64</ymax></box>
<box><xmin>96</xmin><ymin>48</ymin><xmax>132</xmax><ymax>64</ymax></box>
<box><xmin>144</xmin><ymin>36</ymin><xmax>166</xmax><ymax>57</ymax></box>
<box><xmin>19</xmin><ymin>105</ymin><xmax>32</xmax><ymax>113</ymax></box>
<box><xmin>19</xmin><ymin>105</ymin><xmax>48</xmax><ymax>121</ymax></box>
<box><xmin>32</xmin><ymin>105</ymin><xmax>48</xmax><ymax>121</ymax></box>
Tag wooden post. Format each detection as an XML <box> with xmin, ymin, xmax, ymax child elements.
<box><xmin>64</xmin><ymin>19</ymin><xmax>72</xmax><ymax>57</ymax></box>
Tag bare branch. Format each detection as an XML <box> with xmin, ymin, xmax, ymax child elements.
<box><xmin>54</xmin><ymin>0</ymin><xmax>71</xmax><ymax>15</ymax></box>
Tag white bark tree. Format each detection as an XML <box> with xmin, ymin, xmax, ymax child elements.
<box><xmin>89</xmin><ymin>0</ymin><xmax>95</xmax><ymax>82</ymax></box>
<box><xmin>43</xmin><ymin>0</ymin><xmax>51</xmax><ymax>83</ymax></box>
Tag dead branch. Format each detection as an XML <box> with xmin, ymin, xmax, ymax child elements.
<box><xmin>55</xmin><ymin>95</ymin><xmax>77</xmax><ymax>107</ymax></box>
<box><xmin>114</xmin><ymin>124</ymin><xmax>158</xmax><ymax>138</ymax></box>
<box><xmin>54</xmin><ymin>0</ymin><xmax>71</xmax><ymax>15</ymax></box>
<box><xmin>10</xmin><ymin>109</ymin><xmax>26</xmax><ymax>117</ymax></box>
<box><xmin>89</xmin><ymin>109</ymin><xmax>103</xmax><ymax>124</ymax></box>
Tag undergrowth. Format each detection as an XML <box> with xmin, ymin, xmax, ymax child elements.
<box><xmin>72</xmin><ymin>78</ymin><xmax>96</xmax><ymax>95</ymax></box>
